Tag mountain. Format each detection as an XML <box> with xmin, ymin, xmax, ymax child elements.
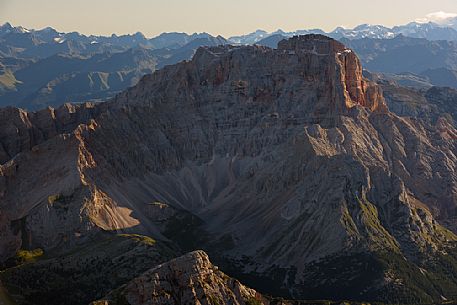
<box><xmin>364</xmin><ymin>74</ymin><xmax>457</xmax><ymax>124</ymax></box>
<box><xmin>228</xmin><ymin>22</ymin><xmax>457</xmax><ymax>45</ymax></box>
<box><xmin>0</xmin><ymin>47</ymin><xmax>158</xmax><ymax>109</ymax></box>
<box><xmin>0</xmin><ymin>29</ymin><xmax>127</xmax><ymax>59</ymax></box>
<box><xmin>229</xmin><ymin>30</ymin><xmax>270</xmax><ymax>44</ymax></box>
<box><xmin>0</xmin><ymin>23</ymin><xmax>223</xmax><ymax>59</ymax></box>
<box><xmin>0</xmin><ymin>25</ymin><xmax>228</xmax><ymax>110</ymax></box>
<box><xmin>423</xmin><ymin>86</ymin><xmax>457</xmax><ymax>124</ymax></box>
<box><xmin>148</xmin><ymin>32</ymin><xmax>217</xmax><ymax>49</ymax></box>
<box><xmin>329</xmin><ymin>22</ymin><xmax>457</xmax><ymax>41</ymax></box>
<box><xmin>92</xmin><ymin>250</ymin><xmax>266</xmax><ymax>305</ymax></box>
<box><xmin>393</xmin><ymin>22</ymin><xmax>457</xmax><ymax>41</ymax></box>
<box><xmin>255</xmin><ymin>34</ymin><xmax>287</xmax><ymax>48</ymax></box>
<box><xmin>363</xmin><ymin>71</ymin><xmax>434</xmax><ymax>89</ymax></box>
<box><xmin>420</xmin><ymin>67</ymin><xmax>457</xmax><ymax>89</ymax></box>
<box><xmin>1</xmin><ymin>35</ymin><xmax>457</xmax><ymax>304</ymax></box>
<box><xmin>229</xmin><ymin>29</ymin><xmax>329</xmax><ymax>45</ymax></box>
<box><xmin>345</xmin><ymin>36</ymin><xmax>457</xmax><ymax>90</ymax></box>
<box><xmin>330</xmin><ymin>24</ymin><xmax>395</xmax><ymax>39</ymax></box>
<box><xmin>344</xmin><ymin>35</ymin><xmax>457</xmax><ymax>74</ymax></box>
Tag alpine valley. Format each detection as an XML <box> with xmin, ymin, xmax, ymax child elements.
<box><xmin>1</xmin><ymin>17</ymin><xmax>457</xmax><ymax>305</ymax></box>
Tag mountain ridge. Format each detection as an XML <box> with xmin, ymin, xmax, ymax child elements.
<box><xmin>4</xmin><ymin>17</ymin><xmax>457</xmax><ymax>49</ymax></box>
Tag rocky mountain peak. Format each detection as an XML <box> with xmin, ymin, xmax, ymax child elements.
<box><xmin>93</xmin><ymin>250</ymin><xmax>265</xmax><ymax>305</ymax></box>
<box><xmin>277</xmin><ymin>34</ymin><xmax>346</xmax><ymax>53</ymax></box>
<box><xmin>278</xmin><ymin>35</ymin><xmax>387</xmax><ymax>112</ymax></box>
<box><xmin>119</xmin><ymin>35</ymin><xmax>386</xmax><ymax>123</ymax></box>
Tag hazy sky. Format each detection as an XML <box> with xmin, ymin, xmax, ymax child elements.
<box><xmin>1</xmin><ymin>0</ymin><xmax>457</xmax><ymax>37</ymax></box>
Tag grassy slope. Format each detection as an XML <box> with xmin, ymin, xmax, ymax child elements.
<box><xmin>0</xmin><ymin>70</ymin><xmax>20</xmax><ymax>92</ymax></box>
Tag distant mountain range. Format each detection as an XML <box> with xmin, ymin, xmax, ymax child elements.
<box><xmin>3</xmin><ymin>17</ymin><xmax>457</xmax><ymax>109</ymax></box>
<box><xmin>0</xmin><ymin>22</ymin><xmax>227</xmax><ymax>109</ymax></box>
<box><xmin>231</xmin><ymin>20</ymin><xmax>457</xmax><ymax>44</ymax></box>
<box><xmin>0</xmin><ymin>22</ymin><xmax>227</xmax><ymax>54</ymax></box>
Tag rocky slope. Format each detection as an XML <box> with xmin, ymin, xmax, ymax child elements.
<box><xmin>0</xmin><ymin>35</ymin><xmax>457</xmax><ymax>303</ymax></box>
<box><xmin>92</xmin><ymin>250</ymin><xmax>265</xmax><ymax>305</ymax></box>
<box><xmin>364</xmin><ymin>73</ymin><xmax>457</xmax><ymax>126</ymax></box>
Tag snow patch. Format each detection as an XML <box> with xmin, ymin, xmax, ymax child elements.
<box><xmin>17</xmin><ymin>26</ymin><xmax>30</xmax><ymax>33</ymax></box>
<box><xmin>53</xmin><ymin>37</ymin><xmax>66</xmax><ymax>44</ymax></box>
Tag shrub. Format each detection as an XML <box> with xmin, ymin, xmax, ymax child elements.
<box><xmin>48</xmin><ymin>194</ymin><xmax>62</xmax><ymax>204</ymax></box>
<box><xmin>15</xmin><ymin>248</ymin><xmax>44</xmax><ymax>264</ymax></box>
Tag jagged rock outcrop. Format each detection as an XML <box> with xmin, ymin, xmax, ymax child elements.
<box><xmin>1</xmin><ymin>35</ymin><xmax>457</xmax><ymax>303</ymax></box>
<box><xmin>278</xmin><ymin>35</ymin><xmax>386</xmax><ymax>113</ymax></box>
<box><xmin>0</xmin><ymin>102</ymin><xmax>100</xmax><ymax>164</ymax></box>
<box><xmin>92</xmin><ymin>250</ymin><xmax>266</xmax><ymax>305</ymax></box>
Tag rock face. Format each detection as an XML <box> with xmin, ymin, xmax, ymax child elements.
<box><xmin>0</xmin><ymin>102</ymin><xmax>100</xmax><ymax>164</ymax></box>
<box><xmin>277</xmin><ymin>35</ymin><xmax>386</xmax><ymax>113</ymax></box>
<box><xmin>93</xmin><ymin>250</ymin><xmax>265</xmax><ymax>305</ymax></box>
<box><xmin>1</xmin><ymin>35</ymin><xmax>457</xmax><ymax>303</ymax></box>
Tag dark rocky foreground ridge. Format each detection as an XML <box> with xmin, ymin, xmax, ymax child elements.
<box><xmin>0</xmin><ymin>35</ymin><xmax>457</xmax><ymax>304</ymax></box>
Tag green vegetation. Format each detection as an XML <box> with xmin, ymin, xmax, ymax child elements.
<box><xmin>340</xmin><ymin>203</ymin><xmax>359</xmax><ymax>237</ymax></box>
<box><xmin>358</xmin><ymin>197</ymin><xmax>400</xmax><ymax>252</ymax></box>
<box><xmin>47</xmin><ymin>194</ymin><xmax>63</xmax><ymax>204</ymax></box>
<box><xmin>47</xmin><ymin>193</ymin><xmax>75</xmax><ymax>213</ymax></box>
<box><xmin>14</xmin><ymin>248</ymin><xmax>44</xmax><ymax>265</ymax></box>
<box><xmin>117</xmin><ymin>234</ymin><xmax>156</xmax><ymax>246</ymax></box>
<box><xmin>433</xmin><ymin>223</ymin><xmax>457</xmax><ymax>242</ymax></box>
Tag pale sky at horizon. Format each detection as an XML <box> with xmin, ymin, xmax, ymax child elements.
<box><xmin>1</xmin><ymin>0</ymin><xmax>457</xmax><ymax>38</ymax></box>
